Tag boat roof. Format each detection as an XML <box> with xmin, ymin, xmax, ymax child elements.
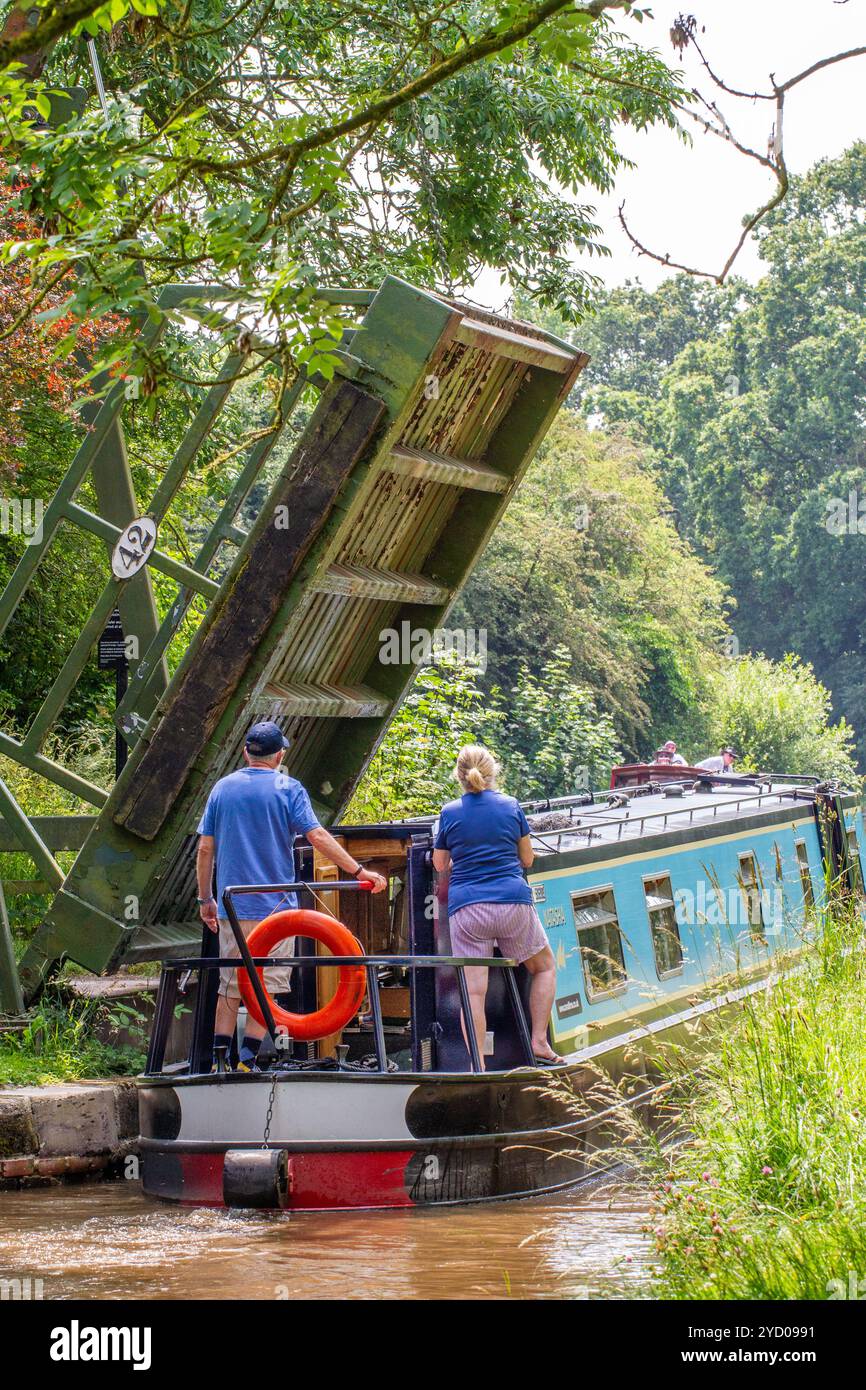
<box><xmin>331</xmin><ymin>774</ymin><xmax>849</xmax><ymax>856</ymax></box>
<box><xmin>525</xmin><ymin>780</ymin><xmax>821</xmax><ymax>858</ymax></box>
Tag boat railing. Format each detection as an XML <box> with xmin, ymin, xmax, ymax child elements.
<box><xmin>146</xmin><ymin>879</ymin><xmax>536</xmax><ymax>1077</ymax></box>
<box><xmin>529</xmin><ymin>784</ymin><xmax>815</xmax><ymax>855</ymax></box>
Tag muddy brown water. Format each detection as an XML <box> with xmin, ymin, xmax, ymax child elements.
<box><xmin>0</xmin><ymin>1180</ymin><xmax>652</xmax><ymax>1300</ymax></box>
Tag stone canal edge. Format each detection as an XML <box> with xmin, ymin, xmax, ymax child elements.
<box><xmin>0</xmin><ymin>1082</ymin><xmax>138</xmax><ymax>1188</ymax></box>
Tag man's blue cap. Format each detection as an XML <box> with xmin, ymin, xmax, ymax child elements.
<box><xmin>245</xmin><ymin>720</ymin><xmax>290</xmax><ymax>756</ymax></box>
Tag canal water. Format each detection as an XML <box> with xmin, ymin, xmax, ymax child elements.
<box><xmin>0</xmin><ymin>1180</ymin><xmax>652</xmax><ymax>1299</ymax></box>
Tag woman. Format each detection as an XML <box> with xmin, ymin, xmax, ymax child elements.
<box><xmin>432</xmin><ymin>745</ymin><xmax>559</xmax><ymax>1066</ymax></box>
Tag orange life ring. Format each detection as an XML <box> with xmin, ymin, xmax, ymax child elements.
<box><xmin>238</xmin><ymin>909</ymin><xmax>366</xmax><ymax>1042</ymax></box>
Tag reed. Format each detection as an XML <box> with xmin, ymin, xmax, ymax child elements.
<box><xmin>638</xmin><ymin>891</ymin><xmax>866</xmax><ymax>1299</ymax></box>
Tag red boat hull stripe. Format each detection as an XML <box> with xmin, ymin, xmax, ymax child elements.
<box><xmin>157</xmin><ymin>1149</ymin><xmax>416</xmax><ymax>1209</ymax></box>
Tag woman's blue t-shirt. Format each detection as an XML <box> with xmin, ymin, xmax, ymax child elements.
<box><xmin>434</xmin><ymin>790</ymin><xmax>532</xmax><ymax>913</ymax></box>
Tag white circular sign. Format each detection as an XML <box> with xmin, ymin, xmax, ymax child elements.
<box><xmin>111</xmin><ymin>517</ymin><xmax>158</xmax><ymax>580</ymax></box>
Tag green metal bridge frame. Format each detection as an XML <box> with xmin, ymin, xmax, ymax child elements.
<box><xmin>0</xmin><ymin>275</ymin><xmax>587</xmax><ymax>1009</ymax></box>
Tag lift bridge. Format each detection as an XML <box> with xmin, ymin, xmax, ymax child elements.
<box><xmin>0</xmin><ymin>275</ymin><xmax>587</xmax><ymax>1009</ymax></box>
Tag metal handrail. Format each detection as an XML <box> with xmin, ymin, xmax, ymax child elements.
<box><xmin>165</xmin><ymin>954</ymin><xmax>517</xmax><ymax>969</ymax></box>
<box><xmin>163</xmin><ymin>951</ymin><xmax>527</xmax><ymax>1076</ymax></box>
<box><xmin>529</xmin><ymin>784</ymin><xmax>814</xmax><ymax>854</ymax></box>
<box><xmin>150</xmin><ymin>878</ymin><xmax>537</xmax><ymax>1076</ymax></box>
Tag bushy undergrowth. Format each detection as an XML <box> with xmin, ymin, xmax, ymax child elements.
<box><xmin>638</xmin><ymin>897</ymin><xmax>866</xmax><ymax>1298</ymax></box>
<box><xmin>0</xmin><ymin>990</ymin><xmax>147</xmax><ymax>1086</ymax></box>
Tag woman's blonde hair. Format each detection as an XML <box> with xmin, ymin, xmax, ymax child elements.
<box><xmin>455</xmin><ymin>744</ymin><xmax>499</xmax><ymax>794</ymax></box>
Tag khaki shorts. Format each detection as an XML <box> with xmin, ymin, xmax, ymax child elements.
<box><xmin>217</xmin><ymin>918</ymin><xmax>294</xmax><ymax>1002</ymax></box>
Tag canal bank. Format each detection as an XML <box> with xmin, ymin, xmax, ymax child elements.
<box><xmin>0</xmin><ymin>1081</ymin><xmax>137</xmax><ymax>1187</ymax></box>
<box><xmin>640</xmin><ymin>900</ymin><xmax>866</xmax><ymax>1299</ymax></box>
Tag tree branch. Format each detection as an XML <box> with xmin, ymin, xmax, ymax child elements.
<box><xmin>622</xmin><ymin>23</ymin><xmax>866</xmax><ymax>283</ymax></box>
<box><xmin>188</xmin><ymin>0</ymin><xmax>631</xmax><ymax>179</ymax></box>
<box><xmin>0</xmin><ymin>0</ymin><xmax>109</xmax><ymax>73</ymax></box>
<box><xmin>777</xmin><ymin>44</ymin><xmax>866</xmax><ymax>94</ymax></box>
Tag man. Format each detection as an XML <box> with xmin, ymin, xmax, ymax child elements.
<box><xmin>196</xmin><ymin>720</ymin><xmax>386</xmax><ymax>1070</ymax></box>
<box><xmin>695</xmin><ymin>746</ymin><xmax>739</xmax><ymax>774</ymax></box>
<box><xmin>660</xmin><ymin>740</ymin><xmax>687</xmax><ymax>766</ymax></box>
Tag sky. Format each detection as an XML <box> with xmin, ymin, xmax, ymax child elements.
<box><xmin>476</xmin><ymin>0</ymin><xmax>866</xmax><ymax>308</ymax></box>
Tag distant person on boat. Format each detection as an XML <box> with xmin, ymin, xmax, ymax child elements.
<box><xmin>196</xmin><ymin>720</ymin><xmax>386</xmax><ymax>1070</ymax></box>
<box><xmin>432</xmin><ymin>745</ymin><xmax>559</xmax><ymax>1067</ymax></box>
<box><xmin>659</xmin><ymin>740</ymin><xmax>687</xmax><ymax>765</ymax></box>
<box><xmin>696</xmin><ymin>746</ymin><xmax>739</xmax><ymax>774</ymax></box>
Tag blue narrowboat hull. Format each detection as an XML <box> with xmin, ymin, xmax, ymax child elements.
<box><xmin>526</xmin><ymin>787</ymin><xmax>863</xmax><ymax>1057</ymax></box>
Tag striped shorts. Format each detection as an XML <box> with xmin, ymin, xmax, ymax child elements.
<box><xmin>449</xmin><ymin>901</ymin><xmax>549</xmax><ymax>964</ymax></box>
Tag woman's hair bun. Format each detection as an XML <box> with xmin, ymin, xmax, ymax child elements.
<box><xmin>455</xmin><ymin>744</ymin><xmax>499</xmax><ymax>793</ymax></box>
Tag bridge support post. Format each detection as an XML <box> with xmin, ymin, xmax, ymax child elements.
<box><xmin>0</xmin><ymin>881</ymin><xmax>24</xmax><ymax>1016</ymax></box>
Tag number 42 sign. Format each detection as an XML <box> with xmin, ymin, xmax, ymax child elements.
<box><xmin>111</xmin><ymin>517</ymin><xmax>157</xmax><ymax>580</ymax></box>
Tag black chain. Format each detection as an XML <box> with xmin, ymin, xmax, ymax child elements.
<box><xmin>262</xmin><ymin>1072</ymin><xmax>277</xmax><ymax>1148</ymax></box>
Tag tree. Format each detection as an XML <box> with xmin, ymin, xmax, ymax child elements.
<box><xmin>346</xmin><ymin>652</ymin><xmax>503</xmax><ymax>822</ymax></box>
<box><xmin>577</xmin><ymin>146</ymin><xmax>866</xmax><ymax>766</ymax></box>
<box><xmin>708</xmin><ymin>653</ymin><xmax>858</xmax><ymax>784</ymax></box>
<box><xmin>348</xmin><ymin>642</ymin><xmax>622</xmax><ymax>819</ymax></box>
<box><xmin>618</xmin><ymin>9</ymin><xmax>866</xmax><ymax>284</ymax></box>
<box><xmin>497</xmin><ymin>644</ymin><xmax>620</xmax><ymax>798</ymax></box>
<box><xmin>0</xmin><ymin>1</ymin><xmax>683</xmax><ymax>395</ymax></box>
<box><xmin>0</xmin><ymin>158</ymin><xmax>116</xmax><ymax>477</ymax></box>
<box><xmin>453</xmin><ymin>411</ymin><xmax>729</xmax><ymax>758</ymax></box>
<box><xmin>567</xmin><ymin>274</ymin><xmax>745</xmax><ymax>404</ymax></box>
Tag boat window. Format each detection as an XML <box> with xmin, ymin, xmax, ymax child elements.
<box><xmin>846</xmin><ymin>829</ymin><xmax>864</xmax><ymax>894</ymax></box>
<box><xmin>570</xmin><ymin>887</ymin><xmax>627</xmax><ymax>1000</ymax></box>
<box><xmin>643</xmin><ymin>873</ymin><xmax>683</xmax><ymax>978</ymax></box>
<box><xmin>795</xmin><ymin>840</ymin><xmax>814</xmax><ymax>909</ymax></box>
<box><xmin>737</xmin><ymin>852</ymin><xmax>766</xmax><ymax>943</ymax></box>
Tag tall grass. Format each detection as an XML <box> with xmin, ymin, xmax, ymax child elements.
<box><xmin>0</xmin><ymin>988</ymin><xmax>147</xmax><ymax>1085</ymax></box>
<box><xmin>637</xmin><ymin>893</ymin><xmax>866</xmax><ymax>1298</ymax></box>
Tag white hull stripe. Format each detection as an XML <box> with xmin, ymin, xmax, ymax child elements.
<box><xmin>177</xmin><ymin>1079</ymin><xmax>418</xmax><ymax>1143</ymax></box>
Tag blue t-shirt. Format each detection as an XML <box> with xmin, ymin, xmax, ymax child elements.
<box><xmin>197</xmin><ymin>768</ymin><xmax>321</xmax><ymax>920</ymax></box>
<box><xmin>434</xmin><ymin>790</ymin><xmax>532</xmax><ymax>914</ymax></box>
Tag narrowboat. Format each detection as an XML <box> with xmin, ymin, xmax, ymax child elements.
<box><xmin>138</xmin><ymin>769</ymin><xmax>864</xmax><ymax>1211</ymax></box>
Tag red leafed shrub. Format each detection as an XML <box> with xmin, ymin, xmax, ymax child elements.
<box><xmin>1</xmin><ymin>163</ymin><xmax>120</xmax><ymax>480</ymax></box>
